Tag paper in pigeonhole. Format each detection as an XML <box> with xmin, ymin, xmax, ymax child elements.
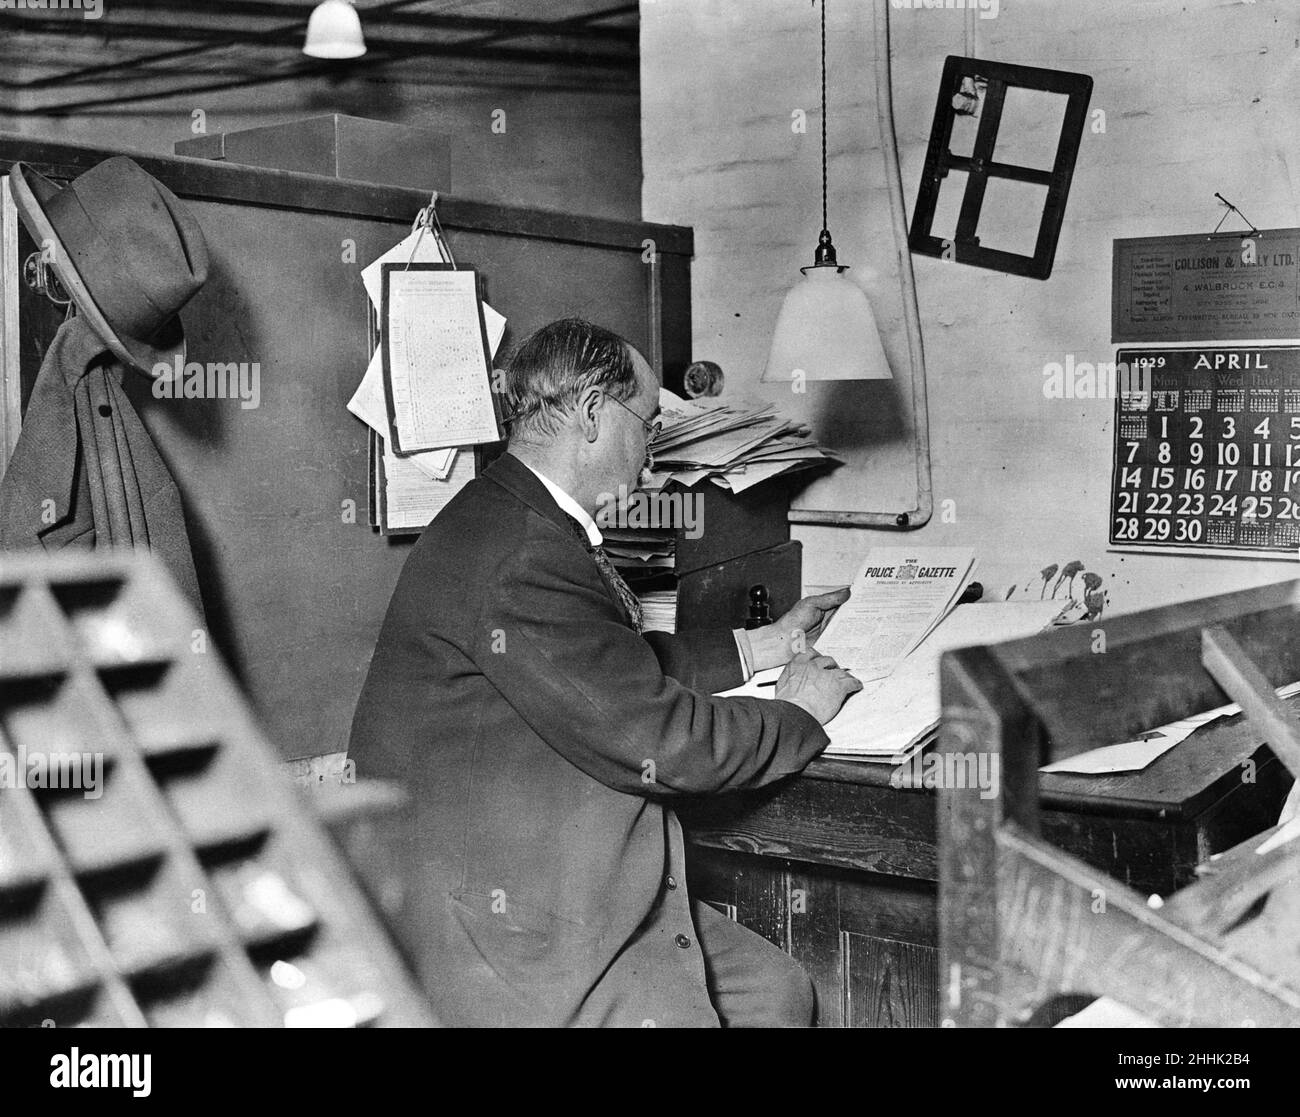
<box><xmin>1042</xmin><ymin>680</ymin><xmax>1300</xmax><ymax>776</ymax></box>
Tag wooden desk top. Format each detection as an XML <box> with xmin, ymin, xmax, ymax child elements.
<box><xmin>684</xmin><ymin>705</ymin><xmax>1290</xmax><ymax>888</ymax></box>
<box><xmin>802</xmin><ymin>701</ymin><xmax>1287</xmax><ymax>822</ymax></box>
<box><xmin>685</xmin><ymin>592</ymin><xmax>1299</xmax><ymax>893</ymax></box>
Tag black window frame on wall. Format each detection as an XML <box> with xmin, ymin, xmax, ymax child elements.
<box><xmin>909</xmin><ymin>55</ymin><xmax>1093</xmax><ymax>280</ymax></box>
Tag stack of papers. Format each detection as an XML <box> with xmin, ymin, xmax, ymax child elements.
<box><xmin>348</xmin><ymin>229</ymin><xmax>507</xmax><ymax>533</ymax></box>
<box><xmin>350</xmin><ymin>351</ymin><xmax>467</xmax><ymax>479</ymax></box>
<box><xmin>644</xmin><ymin>390</ymin><xmax>839</xmax><ymax>494</ymax></box>
<box><xmin>637</xmin><ymin>589</ymin><xmax>678</xmax><ymax>633</ymax></box>
<box><xmin>378</xmin><ymin>445</ymin><xmax>478</xmax><ymax>534</ymax></box>
<box><xmin>815</xmin><ymin>548</ymin><xmax>978</xmax><ymax>681</ymax></box>
<box><xmin>718</xmin><ymin>560</ymin><xmax>1300</xmax><ymax>773</ymax></box>
<box><xmin>602</xmin><ymin>529</ymin><xmax>675</xmax><ymax>569</ymax></box>
<box><xmin>717</xmin><ymin>601</ymin><xmax>1065</xmax><ymax>762</ymax></box>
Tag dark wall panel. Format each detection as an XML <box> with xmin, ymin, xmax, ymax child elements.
<box><xmin>5</xmin><ymin>138</ymin><xmax>690</xmax><ymax>760</ymax></box>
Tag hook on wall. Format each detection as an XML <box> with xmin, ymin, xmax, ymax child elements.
<box><xmin>22</xmin><ymin>250</ymin><xmax>71</xmax><ymax>307</ymax></box>
<box><xmin>404</xmin><ymin>191</ymin><xmax>455</xmax><ymax>271</ymax></box>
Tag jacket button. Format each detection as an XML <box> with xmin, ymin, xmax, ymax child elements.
<box><xmin>674</xmin><ymin>933</ymin><xmax>691</xmax><ymax>949</ymax></box>
<box><xmin>666</xmin><ymin>875</ymin><xmax>678</xmax><ymax>890</ymax></box>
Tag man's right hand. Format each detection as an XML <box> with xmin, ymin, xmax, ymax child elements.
<box><xmin>774</xmin><ymin>650</ymin><xmax>863</xmax><ymax>725</ymax></box>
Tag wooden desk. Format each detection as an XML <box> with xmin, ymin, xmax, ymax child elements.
<box><xmin>680</xmin><ymin>703</ymin><xmax>1294</xmax><ymax>1028</ymax></box>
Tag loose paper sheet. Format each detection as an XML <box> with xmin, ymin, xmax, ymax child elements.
<box><xmin>349</xmin><ymin>252</ymin><xmax>505</xmax><ymax>487</ymax></box>
<box><xmin>717</xmin><ymin>602</ymin><xmax>1063</xmax><ymax>760</ymax></box>
<box><xmin>348</xmin><ymin>349</ymin><xmax>458</xmax><ymax>479</ymax></box>
<box><xmin>351</xmin><ymin>231</ymin><xmax>508</xmax><ymax>532</ymax></box>
<box><xmin>814</xmin><ymin>548</ymin><xmax>977</xmax><ymax>678</ymax></box>
<box><xmin>1056</xmin><ymin>998</ymin><xmax>1156</xmax><ymax>1028</ymax></box>
<box><xmin>362</xmin><ymin>228</ymin><xmax>506</xmax><ymax>347</ymax></box>
<box><xmin>380</xmin><ymin>442</ymin><xmax>476</xmax><ymax>533</ymax></box>
<box><xmin>1043</xmin><ymin>680</ymin><xmax>1300</xmax><ymax>775</ymax></box>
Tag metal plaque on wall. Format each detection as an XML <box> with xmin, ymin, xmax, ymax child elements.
<box><xmin>1112</xmin><ymin>229</ymin><xmax>1300</xmax><ymax>342</ymax></box>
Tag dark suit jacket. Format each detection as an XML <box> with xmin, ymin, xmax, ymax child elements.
<box><xmin>348</xmin><ymin>451</ymin><xmax>828</xmax><ymax>1026</ymax></box>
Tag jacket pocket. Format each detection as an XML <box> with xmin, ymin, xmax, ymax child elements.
<box><xmin>447</xmin><ymin>890</ymin><xmax>600</xmax><ymax>974</ymax></box>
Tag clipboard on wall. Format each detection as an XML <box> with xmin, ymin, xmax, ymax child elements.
<box><xmin>379</xmin><ymin>262</ymin><xmax>503</xmax><ymax>454</ymax></box>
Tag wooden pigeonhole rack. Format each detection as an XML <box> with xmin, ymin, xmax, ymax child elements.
<box><xmin>938</xmin><ymin>579</ymin><xmax>1300</xmax><ymax>1027</ymax></box>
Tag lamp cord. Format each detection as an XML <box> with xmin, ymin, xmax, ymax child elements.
<box><xmin>820</xmin><ymin>0</ymin><xmax>828</xmax><ymax>235</ymax></box>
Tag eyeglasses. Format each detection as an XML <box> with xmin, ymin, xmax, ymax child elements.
<box><xmin>604</xmin><ymin>393</ymin><xmax>662</xmax><ymax>440</ymax></box>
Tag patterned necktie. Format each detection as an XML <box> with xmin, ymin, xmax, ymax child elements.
<box><xmin>565</xmin><ymin>516</ymin><xmax>644</xmax><ymax>634</ymax></box>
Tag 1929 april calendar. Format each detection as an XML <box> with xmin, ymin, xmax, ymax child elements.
<box><xmin>1110</xmin><ymin>347</ymin><xmax>1300</xmax><ymax>555</ymax></box>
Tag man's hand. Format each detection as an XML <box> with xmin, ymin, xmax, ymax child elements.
<box><xmin>746</xmin><ymin>587</ymin><xmax>850</xmax><ymax>672</ymax></box>
<box><xmin>774</xmin><ymin>650</ymin><xmax>863</xmax><ymax>725</ymax></box>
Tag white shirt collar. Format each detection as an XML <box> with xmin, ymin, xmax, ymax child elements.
<box><xmin>515</xmin><ymin>457</ymin><xmax>603</xmax><ymax>547</ymax></box>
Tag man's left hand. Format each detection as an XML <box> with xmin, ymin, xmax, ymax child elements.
<box><xmin>747</xmin><ymin>587</ymin><xmax>850</xmax><ymax>673</ymax></box>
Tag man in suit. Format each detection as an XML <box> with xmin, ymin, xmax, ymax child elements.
<box><xmin>349</xmin><ymin>318</ymin><xmax>860</xmax><ymax>1027</ymax></box>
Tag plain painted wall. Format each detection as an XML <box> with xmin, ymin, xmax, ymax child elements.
<box><xmin>641</xmin><ymin>0</ymin><xmax>1300</xmax><ymax>617</ymax></box>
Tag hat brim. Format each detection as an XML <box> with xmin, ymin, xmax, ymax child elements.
<box><xmin>9</xmin><ymin>163</ymin><xmax>186</xmax><ymax>379</ymax></box>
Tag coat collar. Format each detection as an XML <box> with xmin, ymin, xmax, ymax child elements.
<box><xmin>482</xmin><ymin>450</ymin><xmax>589</xmax><ymax>544</ymax></box>
<box><xmin>514</xmin><ymin>458</ymin><xmax>603</xmax><ymax>547</ymax></box>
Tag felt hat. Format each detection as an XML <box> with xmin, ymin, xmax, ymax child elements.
<box><xmin>9</xmin><ymin>156</ymin><xmax>209</xmax><ymax>377</ymax></box>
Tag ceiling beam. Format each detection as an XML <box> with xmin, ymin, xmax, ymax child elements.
<box><xmin>0</xmin><ymin>0</ymin><xmax>433</xmax><ymax>92</ymax></box>
<box><xmin>98</xmin><ymin>0</ymin><xmax>640</xmax><ymax>43</ymax></box>
<box><xmin>0</xmin><ymin>23</ymin><xmax>637</xmax><ymax>99</ymax></box>
<box><xmin>0</xmin><ymin>1</ymin><xmax>640</xmax><ymax>111</ymax></box>
<box><xmin>2</xmin><ymin>19</ymin><xmax>636</xmax><ymax>63</ymax></box>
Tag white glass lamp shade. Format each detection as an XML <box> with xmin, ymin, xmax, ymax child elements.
<box><xmin>762</xmin><ymin>266</ymin><xmax>893</xmax><ymax>382</ymax></box>
<box><xmin>304</xmin><ymin>0</ymin><xmax>367</xmax><ymax>59</ymax></box>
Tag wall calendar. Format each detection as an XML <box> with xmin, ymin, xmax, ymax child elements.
<box><xmin>1109</xmin><ymin>347</ymin><xmax>1300</xmax><ymax>556</ymax></box>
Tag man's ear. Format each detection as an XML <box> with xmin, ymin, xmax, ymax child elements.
<box><xmin>576</xmin><ymin>387</ymin><xmax>603</xmax><ymax>443</ymax></box>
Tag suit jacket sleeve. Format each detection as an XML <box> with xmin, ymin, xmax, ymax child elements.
<box><xmin>642</xmin><ymin>628</ymin><xmax>745</xmax><ymax>694</ymax></box>
<box><xmin>475</xmin><ymin>534</ymin><xmax>827</xmax><ymax>797</ymax></box>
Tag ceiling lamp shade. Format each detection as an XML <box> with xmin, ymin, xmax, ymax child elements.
<box><xmin>763</xmin><ymin>233</ymin><xmax>892</xmax><ymax>382</ymax></box>
<box><xmin>303</xmin><ymin>0</ymin><xmax>367</xmax><ymax>60</ymax></box>
<box><xmin>764</xmin><ymin>0</ymin><xmax>892</xmax><ymax>384</ymax></box>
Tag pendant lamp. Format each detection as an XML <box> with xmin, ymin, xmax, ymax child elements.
<box><xmin>303</xmin><ymin>0</ymin><xmax>367</xmax><ymax>60</ymax></box>
<box><xmin>763</xmin><ymin>0</ymin><xmax>891</xmax><ymax>384</ymax></box>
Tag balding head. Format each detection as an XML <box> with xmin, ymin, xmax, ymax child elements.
<box><xmin>502</xmin><ymin>317</ymin><xmax>660</xmax><ymax>511</ymax></box>
<box><xmin>505</xmin><ymin>318</ymin><xmax>640</xmax><ymax>444</ymax></box>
